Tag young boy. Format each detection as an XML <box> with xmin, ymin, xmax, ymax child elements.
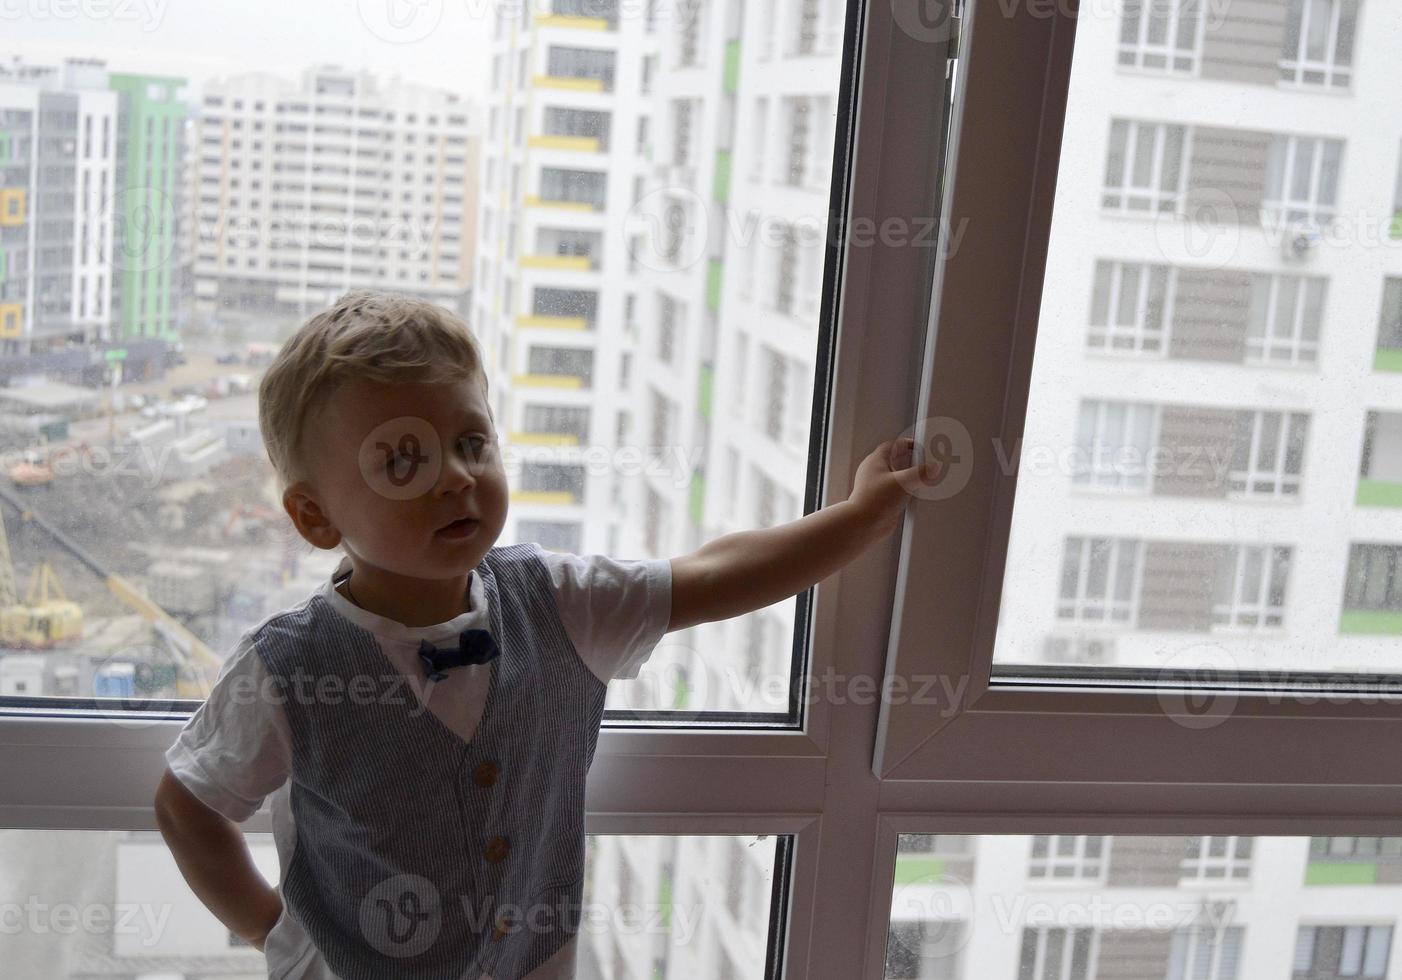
<box><xmin>153</xmin><ymin>289</ymin><xmax>923</xmax><ymax>979</ymax></box>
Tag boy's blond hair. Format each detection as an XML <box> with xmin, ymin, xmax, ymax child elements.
<box><xmin>258</xmin><ymin>289</ymin><xmax>491</xmax><ymax>491</ymax></box>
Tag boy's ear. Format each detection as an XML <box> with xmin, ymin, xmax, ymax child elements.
<box><xmin>283</xmin><ymin>481</ymin><xmax>342</xmax><ymax>551</ymax></box>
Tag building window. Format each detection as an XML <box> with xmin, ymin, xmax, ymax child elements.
<box><xmin>1028</xmin><ymin>836</ymin><xmax>1108</xmax><ymax>881</ymax></box>
<box><xmin>1342</xmin><ymin>544</ymin><xmax>1402</xmax><ymax>614</ymax></box>
<box><xmin>526</xmin><ymin>345</ymin><xmax>594</xmax><ymax>386</ymax></box>
<box><xmin>1281</xmin><ymin>0</ymin><xmax>1359</xmax><ymax>89</ymax></box>
<box><xmin>1183</xmin><ymin>836</ymin><xmax>1252</xmax><ymax>881</ymax></box>
<box><xmin>1058</xmin><ymin>537</ymin><xmax>1142</xmax><ymax>624</ymax></box>
<box><xmin>1102</xmin><ymin>119</ymin><xmax>1187</xmax><ymax>214</ymax></box>
<box><xmin>1264</xmin><ymin>135</ymin><xmax>1343</xmax><ymax>227</ymax></box>
<box><xmin>776</xmin><ymin>224</ymin><xmax>799</xmax><ymax>314</ymax></box>
<box><xmin>1018</xmin><ymin>927</ymin><xmax>1097</xmax><ymax>980</ymax></box>
<box><xmin>1072</xmin><ymin>400</ymin><xmax>1157</xmax><ymax>491</ymax></box>
<box><xmin>657</xmin><ymin>293</ymin><xmax>679</xmax><ymax>364</ymax></box>
<box><xmin>1293</xmin><ymin>925</ymin><xmax>1392</xmax><ymax>979</ymax></box>
<box><xmin>1228</xmin><ymin>410</ymin><xmax>1308</xmax><ymax>498</ymax></box>
<box><xmin>1168</xmin><ymin>926</ymin><xmax>1244</xmax><ymax>980</ymax></box>
<box><xmin>1248</xmin><ymin>274</ymin><xmax>1325</xmax><ymax>365</ymax></box>
<box><xmin>1088</xmin><ymin>261</ymin><xmax>1172</xmax><ymax>353</ymax></box>
<box><xmin>785</xmin><ymin>97</ymin><xmax>811</xmax><ymax>187</ymax></box>
<box><xmin>1117</xmin><ymin>0</ymin><xmax>1203</xmax><ymax>73</ymax></box>
<box><xmin>672</xmin><ymin>99</ymin><xmax>694</xmax><ymax>166</ymax></box>
<box><xmin>763</xmin><ymin>346</ymin><xmax>786</xmax><ymax>442</ymax></box>
<box><xmin>1213</xmin><ymin>545</ymin><xmax>1291</xmax><ymax>629</ymax></box>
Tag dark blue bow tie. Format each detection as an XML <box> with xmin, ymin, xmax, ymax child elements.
<box><xmin>417</xmin><ymin>629</ymin><xmax>500</xmax><ymax>681</ymax></box>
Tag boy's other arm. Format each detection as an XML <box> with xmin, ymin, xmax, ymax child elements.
<box><xmin>668</xmin><ymin>438</ymin><xmax>930</xmax><ymax>632</ymax></box>
<box><xmin>153</xmin><ymin>767</ymin><xmax>284</xmax><ymax>951</ymax></box>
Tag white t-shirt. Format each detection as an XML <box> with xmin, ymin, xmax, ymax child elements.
<box><xmin>164</xmin><ymin>545</ymin><xmax>672</xmax><ymax>980</ymax></box>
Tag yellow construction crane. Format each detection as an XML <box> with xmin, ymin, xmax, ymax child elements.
<box><xmin>0</xmin><ymin>482</ymin><xmax>221</xmax><ymax>699</ymax></box>
<box><xmin>0</xmin><ymin>510</ymin><xmax>82</xmax><ymax>648</ymax></box>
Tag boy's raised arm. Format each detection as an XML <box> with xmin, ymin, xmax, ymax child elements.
<box><xmin>667</xmin><ymin>438</ymin><xmax>930</xmax><ymax>633</ymax></box>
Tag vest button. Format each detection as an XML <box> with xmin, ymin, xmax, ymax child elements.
<box><xmin>484</xmin><ymin>835</ymin><xmax>510</xmax><ymax>863</ymax></box>
<box><xmin>473</xmin><ymin>761</ymin><xmax>500</xmax><ymax>787</ymax></box>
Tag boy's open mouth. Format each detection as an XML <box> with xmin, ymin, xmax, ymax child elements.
<box><xmin>438</xmin><ymin>517</ymin><xmax>480</xmax><ymax>537</ymax></box>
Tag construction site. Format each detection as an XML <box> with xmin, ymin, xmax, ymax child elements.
<box><xmin>0</xmin><ymin>347</ymin><xmax>320</xmax><ymax>708</ymax></box>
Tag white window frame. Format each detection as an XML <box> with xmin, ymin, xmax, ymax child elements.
<box><xmin>1028</xmin><ymin>834</ymin><xmax>1109</xmax><ymax>883</ymax></box>
<box><xmin>870</xmin><ymin>0</ymin><xmax>1402</xmax><ymax>933</ymax></box>
<box><xmin>1071</xmin><ymin>400</ymin><xmax>1158</xmax><ymax>492</ymax></box>
<box><xmin>1182</xmin><ymin>834</ymin><xmax>1253</xmax><ymax>882</ymax></box>
<box><xmin>1102</xmin><ymin>118</ymin><xmax>1188</xmax><ymax>214</ymax></box>
<box><xmin>1057</xmin><ymin>536</ymin><xmax>1143</xmax><ymax>625</ymax></box>
<box><xmin>1264</xmin><ymin>134</ymin><xmax>1344</xmax><ymax>227</ymax></box>
<box><xmin>1117</xmin><ymin>0</ymin><xmax>1206</xmax><ymax>75</ymax></box>
<box><xmin>1168</xmin><ymin>924</ymin><xmax>1244</xmax><ymax>980</ymax></box>
<box><xmin>1087</xmin><ymin>260</ymin><xmax>1174</xmax><ymax>355</ymax></box>
<box><xmin>1019</xmin><ymin>925</ymin><xmax>1100</xmax><ymax>980</ymax></box>
<box><xmin>1212</xmin><ymin>544</ymin><xmax>1291</xmax><ymax>631</ymax></box>
<box><xmin>1227</xmin><ymin>409</ymin><xmax>1308</xmax><ymax>499</ymax></box>
<box><xmin>1280</xmin><ymin>0</ymin><xmax>1359</xmax><ymax>89</ymax></box>
<box><xmin>1247</xmin><ymin>273</ymin><xmax>1325</xmax><ymax>366</ymax></box>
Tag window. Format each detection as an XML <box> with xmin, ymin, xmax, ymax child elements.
<box><xmin>1264</xmin><ymin>135</ymin><xmax>1344</xmax><ymax>227</ymax></box>
<box><xmin>1072</xmin><ymin>400</ymin><xmax>1157</xmax><ymax>491</ymax></box>
<box><xmin>1057</xmin><ymin>538</ymin><xmax>1142</xmax><ymax>624</ymax></box>
<box><xmin>1018</xmin><ymin>927</ymin><xmax>1097</xmax><ymax>980</ymax></box>
<box><xmin>1028</xmin><ymin>835</ymin><xmax>1108</xmax><ymax>881</ymax></box>
<box><xmin>1118</xmin><ymin>0</ymin><xmax>1204</xmax><ymax>73</ymax></box>
<box><xmin>1294</xmin><ymin>925</ymin><xmax>1392</xmax><ymax>979</ymax></box>
<box><xmin>1247</xmin><ymin>274</ymin><xmax>1325</xmax><ymax>365</ymax></box>
<box><xmin>1183</xmin><ymin>835</ymin><xmax>1253</xmax><ymax>881</ymax></box>
<box><xmin>1213</xmin><ymin>545</ymin><xmax>1291</xmax><ymax>629</ymax></box>
<box><xmin>1227</xmin><ymin>410</ymin><xmax>1308</xmax><ymax>498</ymax></box>
<box><xmin>1087</xmin><ymin>261</ymin><xmax>1172</xmax><ymax>354</ymax></box>
<box><xmin>1168</xmin><ymin>927</ymin><xmax>1244</xmax><ymax>980</ymax></box>
<box><xmin>1281</xmin><ymin>0</ymin><xmax>1359</xmax><ymax>88</ymax></box>
<box><xmin>1102</xmin><ymin>119</ymin><xmax>1187</xmax><ymax>213</ymax></box>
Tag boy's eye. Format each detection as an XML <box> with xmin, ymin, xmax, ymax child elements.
<box><xmin>459</xmin><ymin>435</ymin><xmax>488</xmax><ymax>457</ymax></box>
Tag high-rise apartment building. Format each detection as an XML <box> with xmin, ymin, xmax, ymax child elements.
<box><xmin>190</xmin><ymin>65</ymin><xmax>478</xmax><ymax>327</ymax></box>
<box><xmin>475</xmin><ymin>1</ymin><xmax>660</xmax><ymax>558</ymax></box>
<box><xmin>994</xmin><ymin>0</ymin><xmax>1402</xmax><ymax>675</ymax></box>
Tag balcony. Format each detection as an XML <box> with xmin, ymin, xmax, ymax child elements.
<box><xmin>532</xmin><ymin>74</ymin><xmax>606</xmax><ymax>94</ymax></box>
<box><xmin>509</xmin><ymin>489</ymin><xmax>577</xmax><ymax>506</ymax></box>
<box><xmin>523</xmin><ymin>195</ymin><xmax>602</xmax><ymax>213</ymax></box>
<box><xmin>511</xmin><ymin>372</ymin><xmax>586</xmax><ymax>389</ymax></box>
<box><xmin>519</xmin><ymin>254</ymin><xmax>595</xmax><ymax>272</ymax></box>
<box><xmin>528</xmin><ymin>135</ymin><xmax>602</xmax><ymax>153</ymax></box>
<box><xmin>1357</xmin><ymin>411</ymin><xmax>1402</xmax><ymax>507</ymax></box>
<box><xmin>537</xmin><ymin>13</ymin><xmax>612</xmax><ymax>31</ymax></box>
<box><xmin>515</xmin><ymin>313</ymin><xmax>590</xmax><ymax>330</ymax></box>
<box><xmin>506</xmin><ymin>431</ymin><xmax>580</xmax><ymax>447</ymax></box>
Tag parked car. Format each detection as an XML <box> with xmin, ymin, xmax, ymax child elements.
<box><xmin>215</xmin><ymin>352</ymin><xmax>242</xmax><ymax>365</ymax></box>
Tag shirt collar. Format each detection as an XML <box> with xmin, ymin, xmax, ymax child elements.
<box><xmin>321</xmin><ymin>553</ymin><xmax>489</xmax><ymax>646</ymax></box>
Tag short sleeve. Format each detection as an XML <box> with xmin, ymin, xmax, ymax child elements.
<box><xmin>163</xmin><ymin>630</ymin><xmax>292</xmax><ymax>822</ymax></box>
<box><xmin>533</xmin><ymin>544</ymin><xmax>673</xmax><ymax>683</ymax></box>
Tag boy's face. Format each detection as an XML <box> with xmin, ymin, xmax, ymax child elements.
<box><xmin>289</xmin><ymin>374</ymin><xmax>509</xmax><ymax>579</ymax></box>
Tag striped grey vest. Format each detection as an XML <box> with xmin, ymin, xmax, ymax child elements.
<box><xmin>254</xmin><ymin>543</ymin><xmax>607</xmax><ymax>980</ymax></box>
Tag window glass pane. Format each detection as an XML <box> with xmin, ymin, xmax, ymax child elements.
<box><xmin>886</xmin><ymin>835</ymin><xmax>1402</xmax><ymax>980</ymax></box>
<box><xmin>3</xmin><ymin>829</ymin><xmax>782</xmax><ymax>976</ymax></box>
<box><xmin>3</xmin><ymin>0</ymin><xmax>855</xmax><ymax>720</ymax></box>
<box><xmin>993</xmin><ymin>1</ymin><xmax>1400</xmax><ymax>680</ymax></box>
